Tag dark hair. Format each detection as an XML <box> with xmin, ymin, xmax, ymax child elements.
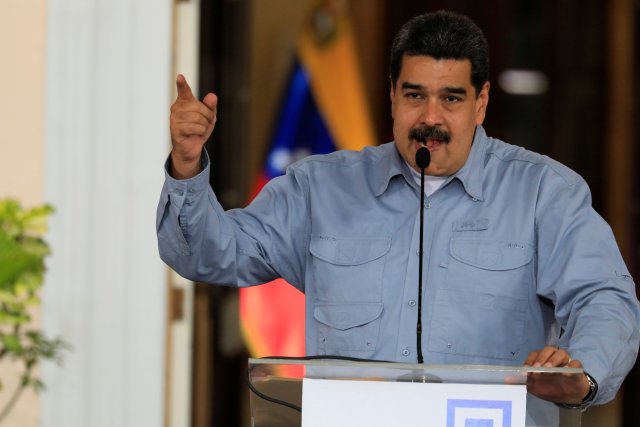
<box><xmin>389</xmin><ymin>10</ymin><xmax>489</xmax><ymax>95</ymax></box>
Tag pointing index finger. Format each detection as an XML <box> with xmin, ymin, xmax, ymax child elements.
<box><xmin>176</xmin><ymin>74</ymin><xmax>194</xmax><ymax>100</ymax></box>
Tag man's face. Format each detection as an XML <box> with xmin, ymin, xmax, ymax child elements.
<box><xmin>390</xmin><ymin>55</ymin><xmax>490</xmax><ymax>176</ymax></box>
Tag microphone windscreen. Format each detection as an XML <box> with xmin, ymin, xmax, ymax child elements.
<box><xmin>415</xmin><ymin>147</ymin><xmax>431</xmax><ymax>169</ymax></box>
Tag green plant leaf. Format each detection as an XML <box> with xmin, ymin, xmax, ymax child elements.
<box><xmin>0</xmin><ymin>199</ymin><xmax>68</xmax><ymax>413</ymax></box>
<box><xmin>0</xmin><ymin>238</ymin><xmax>40</xmax><ymax>288</ymax></box>
<box><xmin>1</xmin><ymin>334</ymin><xmax>22</xmax><ymax>353</ymax></box>
<box><xmin>0</xmin><ymin>291</ymin><xmax>18</xmax><ymax>304</ymax></box>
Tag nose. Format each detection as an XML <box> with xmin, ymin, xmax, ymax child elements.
<box><xmin>420</xmin><ymin>99</ymin><xmax>443</xmax><ymax>127</ymax></box>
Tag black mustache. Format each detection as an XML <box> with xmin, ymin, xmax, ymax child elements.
<box><xmin>409</xmin><ymin>126</ymin><xmax>451</xmax><ymax>144</ymax></box>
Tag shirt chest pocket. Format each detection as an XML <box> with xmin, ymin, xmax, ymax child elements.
<box><xmin>309</xmin><ymin>234</ymin><xmax>391</xmax><ymax>302</ymax></box>
<box><xmin>314</xmin><ymin>302</ymin><xmax>383</xmax><ymax>353</ymax></box>
<box><xmin>309</xmin><ymin>235</ymin><xmax>390</xmax><ymax>354</ymax></box>
<box><xmin>448</xmin><ymin>238</ymin><xmax>534</xmax><ymax>294</ymax></box>
<box><xmin>428</xmin><ymin>238</ymin><xmax>534</xmax><ymax>361</ymax></box>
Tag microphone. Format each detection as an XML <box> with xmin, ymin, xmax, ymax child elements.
<box><xmin>415</xmin><ymin>146</ymin><xmax>430</xmax><ymax>364</ymax></box>
<box><xmin>416</xmin><ymin>146</ymin><xmax>430</xmax><ymax>169</ymax></box>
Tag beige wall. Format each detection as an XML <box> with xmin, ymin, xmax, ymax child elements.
<box><xmin>0</xmin><ymin>0</ymin><xmax>46</xmax><ymax>426</ymax></box>
<box><xmin>0</xmin><ymin>0</ymin><xmax>45</xmax><ymax>207</ymax></box>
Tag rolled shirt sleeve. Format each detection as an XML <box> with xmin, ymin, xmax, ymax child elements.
<box><xmin>534</xmin><ymin>172</ymin><xmax>640</xmax><ymax>404</ymax></box>
<box><xmin>156</xmin><ymin>149</ymin><xmax>309</xmax><ymax>290</ymax></box>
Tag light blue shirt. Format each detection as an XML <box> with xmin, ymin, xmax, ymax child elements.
<box><xmin>157</xmin><ymin>126</ymin><xmax>640</xmax><ymax>405</ymax></box>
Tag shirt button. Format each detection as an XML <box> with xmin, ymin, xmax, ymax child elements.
<box><xmin>416</xmin><ymin>249</ymin><xmax>421</xmax><ymax>256</ymax></box>
<box><xmin>408</xmin><ymin>300</ymin><xmax>416</xmax><ymax>307</ymax></box>
<box><xmin>402</xmin><ymin>348</ymin><xmax>410</xmax><ymax>357</ymax></box>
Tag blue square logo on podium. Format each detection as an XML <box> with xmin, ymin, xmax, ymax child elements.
<box><xmin>447</xmin><ymin>399</ymin><xmax>512</xmax><ymax>427</ymax></box>
<box><xmin>465</xmin><ymin>421</ymin><xmax>493</xmax><ymax>427</ymax></box>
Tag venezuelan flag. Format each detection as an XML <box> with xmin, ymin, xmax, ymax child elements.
<box><xmin>240</xmin><ymin>2</ymin><xmax>376</xmax><ymax>360</ymax></box>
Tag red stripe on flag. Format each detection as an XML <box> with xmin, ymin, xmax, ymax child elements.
<box><xmin>239</xmin><ymin>279</ymin><xmax>306</xmax><ymax>358</ymax></box>
<box><xmin>247</xmin><ymin>172</ymin><xmax>270</xmax><ymax>203</ymax></box>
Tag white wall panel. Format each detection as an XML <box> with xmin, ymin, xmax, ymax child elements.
<box><xmin>42</xmin><ymin>0</ymin><xmax>172</xmax><ymax>426</ymax></box>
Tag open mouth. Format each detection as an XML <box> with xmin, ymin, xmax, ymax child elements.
<box><xmin>414</xmin><ymin>138</ymin><xmax>445</xmax><ymax>151</ymax></box>
<box><xmin>424</xmin><ymin>138</ymin><xmax>445</xmax><ymax>150</ymax></box>
<box><xmin>409</xmin><ymin>126</ymin><xmax>450</xmax><ymax>152</ymax></box>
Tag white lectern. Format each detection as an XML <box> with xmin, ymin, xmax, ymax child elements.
<box><xmin>248</xmin><ymin>358</ymin><xmax>583</xmax><ymax>427</ymax></box>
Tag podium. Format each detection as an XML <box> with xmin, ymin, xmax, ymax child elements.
<box><xmin>248</xmin><ymin>357</ymin><xmax>583</xmax><ymax>427</ymax></box>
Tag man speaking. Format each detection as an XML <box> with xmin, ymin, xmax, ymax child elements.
<box><xmin>157</xmin><ymin>10</ymin><xmax>640</xmax><ymax>412</ymax></box>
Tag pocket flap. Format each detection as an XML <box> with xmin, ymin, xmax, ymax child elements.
<box><xmin>314</xmin><ymin>303</ymin><xmax>383</xmax><ymax>330</ymax></box>
<box><xmin>310</xmin><ymin>235</ymin><xmax>391</xmax><ymax>266</ymax></box>
<box><xmin>450</xmin><ymin>239</ymin><xmax>533</xmax><ymax>270</ymax></box>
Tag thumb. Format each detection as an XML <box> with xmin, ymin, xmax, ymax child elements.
<box><xmin>176</xmin><ymin>74</ymin><xmax>195</xmax><ymax>100</ymax></box>
<box><xmin>202</xmin><ymin>92</ymin><xmax>218</xmax><ymax>111</ymax></box>
<box><xmin>566</xmin><ymin>359</ymin><xmax>583</xmax><ymax>369</ymax></box>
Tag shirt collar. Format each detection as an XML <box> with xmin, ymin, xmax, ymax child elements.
<box><xmin>372</xmin><ymin>142</ymin><xmax>406</xmax><ymax>197</ymax></box>
<box><xmin>452</xmin><ymin>125</ymin><xmax>487</xmax><ymax>201</ymax></box>
<box><xmin>374</xmin><ymin>125</ymin><xmax>488</xmax><ymax>200</ymax></box>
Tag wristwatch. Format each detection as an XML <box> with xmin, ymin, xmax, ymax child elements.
<box><xmin>559</xmin><ymin>372</ymin><xmax>598</xmax><ymax>410</ymax></box>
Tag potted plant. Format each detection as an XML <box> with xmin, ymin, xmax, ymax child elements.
<box><xmin>0</xmin><ymin>199</ymin><xmax>68</xmax><ymax>423</ymax></box>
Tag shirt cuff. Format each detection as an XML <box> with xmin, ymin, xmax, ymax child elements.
<box><xmin>163</xmin><ymin>149</ymin><xmax>211</xmax><ymax>191</ymax></box>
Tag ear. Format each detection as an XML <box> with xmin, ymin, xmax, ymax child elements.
<box><xmin>474</xmin><ymin>81</ymin><xmax>490</xmax><ymax>125</ymax></box>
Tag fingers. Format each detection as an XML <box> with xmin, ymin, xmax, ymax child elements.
<box><xmin>524</xmin><ymin>348</ymin><xmax>587</xmax><ymax>404</ymax></box>
<box><xmin>175</xmin><ymin>75</ymin><xmax>218</xmax><ymax>113</ymax></box>
<box><xmin>170</xmin><ymin>75</ymin><xmax>217</xmax><ymax>144</ymax></box>
<box><xmin>169</xmin><ymin>75</ymin><xmax>218</xmax><ymax>178</ymax></box>
<box><xmin>172</xmin><ymin>76</ymin><xmax>217</xmax><ymax>120</ymax></box>
<box><xmin>524</xmin><ymin>346</ymin><xmax>572</xmax><ymax>367</ymax></box>
<box><xmin>176</xmin><ymin>74</ymin><xmax>195</xmax><ymax>100</ymax></box>
<box><xmin>171</xmin><ymin>107</ymin><xmax>215</xmax><ymax>141</ymax></box>
<box><xmin>172</xmin><ymin>122</ymin><xmax>209</xmax><ymax>139</ymax></box>
<box><xmin>171</xmin><ymin>107</ymin><xmax>215</xmax><ymax>128</ymax></box>
<box><xmin>202</xmin><ymin>92</ymin><xmax>218</xmax><ymax>111</ymax></box>
<box><xmin>566</xmin><ymin>358</ymin><xmax>583</xmax><ymax>369</ymax></box>
<box><xmin>526</xmin><ymin>370</ymin><xmax>587</xmax><ymax>404</ymax></box>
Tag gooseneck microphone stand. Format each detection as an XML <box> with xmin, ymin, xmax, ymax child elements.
<box><xmin>415</xmin><ymin>146</ymin><xmax>430</xmax><ymax>364</ymax></box>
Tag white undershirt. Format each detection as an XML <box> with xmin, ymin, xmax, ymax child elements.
<box><xmin>406</xmin><ymin>162</ymin><xmax>447</xmax><ymax>197</ymax></box>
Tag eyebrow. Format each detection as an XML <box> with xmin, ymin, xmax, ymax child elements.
<box><xmin>401</xmin><ymin>82</ymin><xmax>424</xmax><ymax>91</ymax></box>
<box><xmin>401</xmin><ymin>82</ymin><xmax>468</xmax><ymax>96</ymax></box>
<box><xmin>443</xmin><ymin>86</ymin><xmax>468</xmax><ymax>95</ymax></box>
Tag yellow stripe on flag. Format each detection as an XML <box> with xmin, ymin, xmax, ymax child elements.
<box><xmin>298</xmin><ymin>11</ymin><xmax>376</xmax><ymax>151</ymax></box>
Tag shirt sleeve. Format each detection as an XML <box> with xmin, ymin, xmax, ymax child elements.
<box><xmin>534</xmin><ymin>174</ymin><xmax>640</xmax><ymax>405</ymax></box>
<box><xmin>156</xmin><ymin>149</ymin><xmax>310</xmax><ymax>290</ymax></box>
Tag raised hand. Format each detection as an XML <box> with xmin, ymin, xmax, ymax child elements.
<box><xmin>169</xmin><ymin>74</ymin><xmax>217</xmax><ymax>179</ymax></box>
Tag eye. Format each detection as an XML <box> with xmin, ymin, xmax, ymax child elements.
<box><xmin>444</xmin><ymin>95</ymin><xmax>462</xmax><ymax>103</ymax></box>
<box><xmin>405</xmin><ymin>92</ymin><xmax>423</xmax><ymax>100</ymax></box>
